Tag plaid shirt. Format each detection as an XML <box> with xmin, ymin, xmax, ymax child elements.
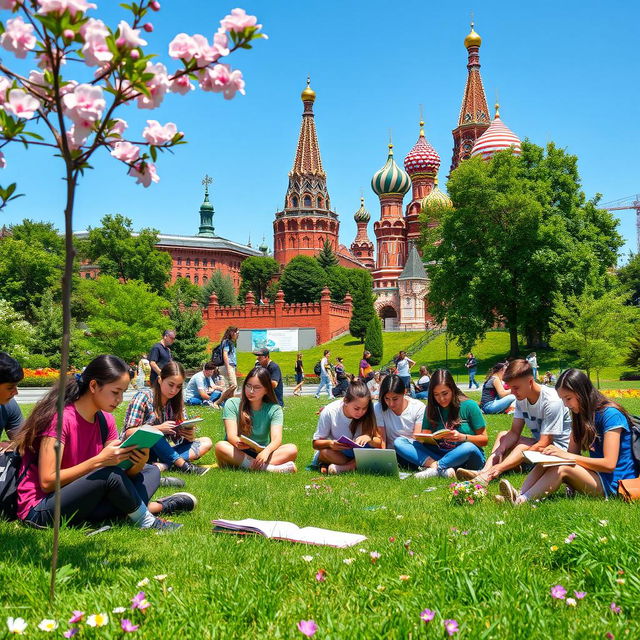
<box><xmin>122</xmin><ymin>389</ymin><xmax>186</xmax><ymax>441</ymax></box>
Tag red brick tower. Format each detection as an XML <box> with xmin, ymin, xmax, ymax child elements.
<box><xmin>450</xmin><ymin>23</ymin><xmax>491</xmax><ymax>172</ymax></box>
<box><xmin>273</xmin><ymin>79</ymin><xmax>339</xmax><ymax>266</ymax></box>
<box><xmin>350</xmin><ymin>197</ymin><xmax>374</xmax><ymax>270</ymax></box>
<box><xmin>403</xmin><ymin>120</ymin><xmax>441</xmax><ymax>243</ymax></box>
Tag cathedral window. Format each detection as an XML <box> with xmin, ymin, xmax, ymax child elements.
<box><xmin>194</xmin><ymin>275</ymin><xmax>199</xmax><ymax>284</ymax></box>
<box><xmin>292</xmin><ymin>196</ymin><xmax>298</xmax><ymax>207</ymax></box>
<box><xmin>202</xmin><ymin>259</ymin><xmax>207</xmax><ymax>267</ymax></box>
<box><xmin>177</xmin><ymin>257</ymin><xmax>182</xmax><ymax>265</ymax></box>
<box><xmin>317</xmin><ymin>197</ymin><xmax>323</xmax><ymax>207</ymax></box>
<box><xmin>186</xmin><ymin>257</ymin><xmax>191</xmax><ymax>266</ymax></box>
<box><xmin>303</xmin><ymin>195</ymin><xmax>312</xmax><ymax>207</ymax></box>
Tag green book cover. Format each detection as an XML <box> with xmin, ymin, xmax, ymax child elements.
<box><xmin>118</xmin><ymin>426</ymin><xmax>164</xmax><ymax>470</ymax></box>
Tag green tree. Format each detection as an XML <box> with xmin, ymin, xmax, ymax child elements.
<box><xmin>324</xmin><ymin>265</ymin><xmax>351</xmax><ymax>303</ymax></box>
<box><xmin>238</xmin><ymin>256</ymin><xmax>279</xmax><ymax>301</ymax></box>
<box><xmin>423</xmin><ymin>142</ymin><xmax>622</xmax><ymax>356</ymax></box>
<box><xmin>550</xmin><ymin>289</ymin><xmax>638</xmax><ymax>384</ymax></box>
<box><xmin>10</xmin><ymin>219</ymin><xmax>64</xmax><ymax>255</ymax></box>
<box><xmin>84</xmin><ymin>214</ymin><xmax>172</xmax><ymax>295</ymax></box>
<box><xmin>617</xmin><ymin>253</ymin><xmax>640</xmax><ymax>306</ymax></box>
<box><xmin>166</xmin><ymin>277</ymin><xmax>202</xmax><ymax>308</ymax></box>
<box><xmin>349</xmin><ymin>269</ymin><xmax>376</xmax><ymax>342</ymax></box>
<box><xmin>201</xmin><ymin>271</ymin><xmax>237</xmax><ymax>307</ymax></box>
<box><xmin>364</xmin><ymin>315</ymin><xmax>383</xmax><ymax>365</ymax></box>
<box><xmin>279</xmin><ymin>255</ymin><xmax>327</xmax><ymax>303</ymax></box>
<box><xmin>76</xmin><ymin>276</ymin><xmax>167</xmax><ymax>363</ymax></box>
<box><xmin>316</xmin><ymin>239</ymin><xmax>339</xmax><ymax>269</ymax></box>
<box><xmin>0</xmin><ymin>299</ymin><xmax>34</xmax><ymax>360</ymax></box>
<box><xmin>169</xmin><ymin>304</ymin><xmax>209</xmax><ymax>369</ymax></box>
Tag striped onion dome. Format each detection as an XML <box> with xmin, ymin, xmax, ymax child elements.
<box><xmin>470</xmin><ymin>104</ymin><xmax>521</xmax><ymax>161</ymax></box>
<box><xmin>354</xmin><ymin>197</ymin><xmax>370</xmax><ymax>222</ymax></box>
<box><xmin>403</xmin><ymin>122</ymin><xmax>440</xmax><ymax>176</ymax></box>
<box><xmin>371</xmin><ymin>144</ymin><xmax>411</xmax><ymax>196</ymax></box>
<box><xmin>421</xmin><ymin>178</ymin><xmax>453</xmax><ymax>212</ymax></box>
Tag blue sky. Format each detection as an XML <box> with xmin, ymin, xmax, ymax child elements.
<box><xmin>1</xmin><ymin>0</ymin><xmax>639</xmax><ymax>257</ymax></box>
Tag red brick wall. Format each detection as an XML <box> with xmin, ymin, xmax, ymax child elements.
<box><xmin>200</xmin><ymin>288</ymin><xmax>352</xmax><ymax>345</ymax></box>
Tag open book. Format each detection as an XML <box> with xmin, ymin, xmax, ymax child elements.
<box><xmin>211</xmin><ymin>518</ymin><xmax>367</xmax><ymax>548</ymax></box>
<box><xmin>239</xmin><ymin>435</ymin><xmax>265</xmax><ymax>452</ymax></box>
<box><xmin>175</xmin><ymin>417</ymin><xmax>204</xmax><ymax>428</ymax></box>
<box><xmin>414</xmin><ymin>429</ymin><xmax>452</xmax><ymax>446</ymax></box>
<box><xmin>118</xmin><ymin>426</ymin><xmax>164</xmax><ymax>469</ymax></box>
<box><xmin>523</xmin><ymin>450</ymin><xmax>576</xmax><ymax>467</ymax></box>
<box><xmin>336</xmin><ymin>435</ymin><xmax>365</xmax><ymax>449</ymax></box>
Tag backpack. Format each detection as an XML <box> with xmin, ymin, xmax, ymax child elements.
<box><xmin>0</xmin><ymin>411</ymin><xmax>109</xmax><ymax>521</ymax></box>
<box><xmin>314</xmin><ymin>361</ymin><xmax>322</xmax><ymax>376</ymax></box>
<box><xmin>628</xmin><ymin>415</ymin><xmax>640</xmax><ymax>470</ymax></box>
<box><xmin>211</xmin><ymin>342</ymin><xmax>225</xmax><ymax>367</ymax></box>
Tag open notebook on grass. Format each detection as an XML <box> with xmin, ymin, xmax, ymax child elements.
<box><xmin>211</xmin><ymin>518</ymin><xmax>367</xmax><ymax>548</ymax></box>
<box><xmin>523</xmin><ymin>450</ymin><xmax>576</xmax><ymax>467</ymax></box>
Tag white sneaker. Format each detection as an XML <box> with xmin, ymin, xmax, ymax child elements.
<box><xmin>268</xmin><ymin>461</ymin><xmax>297</xmax><ymax>474</ymax></box>
<box><xmin>438</xmin><ymin>467</ymin><xmax>455</xmax><ymax>479</ymax></box>
<box><xmin>414</xmin><ymin>468</ymin><xmax>438</xmax><ymax>479</ymax></box>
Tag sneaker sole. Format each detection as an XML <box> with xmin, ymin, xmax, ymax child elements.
<box><xmin>455</xmin><ymin>468</ymin><xmax>478</xmax><ymax>481</ymax></box>
<box><xmin>499</xmin><ymin>479</ymin><xmax>518</xmax><ymax>503</ymax></box>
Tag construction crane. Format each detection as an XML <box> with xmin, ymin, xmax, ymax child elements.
<box><xmin>601</xmin><ymin>194</ymin><xmax>640</xmax><ymax>253</ymax></box>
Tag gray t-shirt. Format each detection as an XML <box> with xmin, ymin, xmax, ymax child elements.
<box><xmin>514</xmin><ymin>385</ymin><xmax>572</xmax><ymax>450</ymax></box>
<box><xmin>374</xmin><ymin>398</ymin><xmax>425</xmax><ymax>446</ymax></box>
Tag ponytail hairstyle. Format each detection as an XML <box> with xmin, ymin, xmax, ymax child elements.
<box><xmin>343</xmin><ymin>379</ymin><xmax>376</xmax><ymax>437</ymax></box>
<box><xmin>484</xmin><ymin>361</ymin><xmax>508</xmax><ymax>382</ymax></box>
<box><xmin>426</xmin><ymin>369</ymin><xmax>468</xmax><ymax>429</ymax></box>
<box><xmin>237</xmin><ymin>366</ymin><xmax>278</xmax><ymax>436</ymax></box>
<box><xmin>152</xmin><ymin>361</ymin><xmax>186</xmax><ymax>423</ymax></box>
<box><xmin>16</xmin><ymin>355</ymin><xmax>129</xmax><ymax>454</ymax></box>
<box><xmin>555</xmin><ymin>368</ymin><xmax>630</xmax><ymax>451</ymax></box>
<box><xmin>222</xmin><ymin>326</ymin><xmax>238</xmax><ymax>344</ymax></box>
<box><xmin>378</xmin><ymin>374</ymin><xmax>406</xmax><ymax>411</ymax></box>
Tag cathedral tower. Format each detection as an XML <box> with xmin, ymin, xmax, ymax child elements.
<box><xmin>273</xmin><ymin>79</ymin><xmax>339</xmax><ymax>266</ymax></box>
<box><xmin>350</xmin><ymin>197</ymin><xmax>374</xmax><ymax>270</ymax></box>
<box><xmin>450</xmin><ymin>23</ymin><xmax>491</xmax><ymax>172</ymax></box>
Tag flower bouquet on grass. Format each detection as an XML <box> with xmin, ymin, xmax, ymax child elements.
<box><xmin>449</xmin><ymin>481</ymin><xmax>487</xmax><ymax>505</ymax></box>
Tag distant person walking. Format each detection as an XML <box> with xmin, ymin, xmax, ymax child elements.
<box><xmin>465</xmin><ymin>352</ymin><xmax>479</xmax><ymax>390</ymax></box>
<box><xmin>359</xmin><ymin>351</ymin><xmax>374</xmax><ymax>382</ymax></box>
<box><xmin>137</xmin><ymin>353</ymin><xmax>151</xmax><ymax>388</ymax></box>
<box><xmin>149</xmin><ymin>330</ymin><xmax>175</xmax><ymax>386</ymax></box>
<box><xmin>526</xmin><ymin>353</ymin><xmax>539</xmax><ymax>381</ymax></box>
<box><xmin>332</xmin><ymin>357</ymin><xmax>349</xmax><ymax>398</ymax></box>
<box><xmin>314</xmin><ymin>350</ymin><xmax>334</xmax><ymax>399</ymax></box>
<box><xmin>293</xmin><ymin>353</ymin><xmax>304</xmax><ymax>396</ymax></box>
<box><xmin>220</xmin><ymin>326</ymin><xmax>239</xmax><ymax>388</ymax></box>
<box><xmin>395</xmin><ymin>351</ymin><xmax>415</xmax><ymax>393</ymax></box>
<box><xmin>253</xmin><ymin>348</ymin><xmax>284</xmax><ymax>407</ymax></box>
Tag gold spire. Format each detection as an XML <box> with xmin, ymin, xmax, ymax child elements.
<box><xmin>494</xmin><ymin>102</ymin><xmax>500</xmax><ymax>117</ymax></box>
<box><xmin>419</xmin><ymin>120</ymin><xmax>425</xmax><ymax>137</ymax></box>
<box><xmin>464</xmin><ymin>21</ymin><xmax>482</xmax><ymax>48</ymax></box>
<box><xmin>301</xmin><ymin>75</ymin><xmax>316</xmax><ymax>102</ymax></box>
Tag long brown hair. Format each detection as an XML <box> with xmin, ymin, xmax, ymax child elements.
<box><xmin>152</xmin><ymin>361</ymin><xmax>186</xmax><ymax>423</ymax></box>
<box><xmin>15</xmin><ymin>355</ymin><xmax>129</xmax><ymax>454</ymax></box>
<box><xmin>556</xmin><ymin>368</ymin><xmax>629</xmax><ymax>450</ymax></box>
<box><xmin>222</xmin><ymin>326</ymin><xmax>238</xmax><ymax>344</ymax></box>
<box><xmin>426</xmin><ymin>369</ymin><xmax>469</xmax><ymax>429</ymax></box>
<box><xmin>343</xmin><ymin>379</ymin><xmax>376</xmax><ymax>437</ymax></box>
<box><xmin>237</xmin><ymin>366</ymin><xmax>279</xmax><ymax>436</ymax></box>
<box><xmin>484</xmin><ymin>361</ymin><xmax>507</xmax><ymax>382</ymax></box>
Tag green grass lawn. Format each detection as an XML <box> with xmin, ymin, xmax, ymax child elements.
<box><xmin>2</xmin><ymin>399</ymin><xmax>640</xmax><ymax>638</ymax></box>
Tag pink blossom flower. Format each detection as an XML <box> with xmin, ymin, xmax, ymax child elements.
<box><xmin>68</xmin><ymin>612</ymin><xmax>84</xmax><ymax>625</ymax></box>
<box><xmin>444</xmin><ymin>619</ymin><xmax>459</xmax><ymax>636</ymax></box>
<box><xmin>37</xmin><ymin>50</ymin><xmax>66</xmax><ymax>70</ymax></box>
<box><xmin>38</xmin><ymin>0</ymin><xmax>97</xmax><ymax>16</ymax></box>
<box><xmin>297</xmin><ymin>620</ymin><xmax>318</xmax><ymax>637</ymax></box>
<box><xmin>605</xmin><ymin>633</ymin><xmax>615</xmax><ymax>640</ymax></box>
<box><xmin>192</xmin><ymin>34</ymin><xmax>219</xmax><ymax>67</ymax></box>
<box><xmin>0</xmin><ymin>76</ymin><xmax>11</xmax><ymax>104</ymax></box>
<box><xmin>169</xmin><ymin>74</ymin><xmax>194</xmax><ymax>95</ymax></box>
<box><xmin>130</xmin><ymin>591</ymin><xmax>150</xmax><ymax>610</ymax></box>
<box><xmin>315</xmin><ymin>569</ymin><xmax>326</xmax><ymax>582</ymax></box>
<box><xmin>26</xmin><ymin>70</ymin><xmax>50</xmax><ymax>101</ymax></box>
<box><xmin>0</xmin><ymin>0</ymin><xmax>20</xmax><ymax>9</ymax></box>
<box><xmin>565</xmin><ymin>533</ymin><xmax>577</xmax><ymax>543</ymax></box>
<box><xmin>120</xmin><ymin>619</ymin><xmax>139</xmax><ymax>633</ymax></box>
<box><xmin>116</xmin><ymin>20</ymin><xmax>147</xmax><ymax>48</ymax></box>
<box><xmin>3</xmin><ymin>88</ymin><xmax>41</xmax><ymax>119</ymax></box>
<box><xmin>0</xmin><ymin>151</ymin><xmax>6</xmax><ymax>169</ymax></box>
<box><xmin>81</xmin><ymin>18</ymin><xmax>113</xmax><ymax>67</ymax></box>
<box><xmin>137</xmin><ymin>62</ymin><xmax>169</xmax><ymax>109</ymax></box>
<box><xmin>62</xmin><ymin>83</ymin><xmax>105</xmax><ymax>126</ymax></box>
<box><xmin>142</xmin><ymin>120</ymin><xmax>178</xmax><ymax>145</ymax></box>
<box><xmin>66</xmin><ymin>124</ymin><xmax>91</xmax><ymax>149</ymax></box>
<box><xmin>1</xmin><ymin>17</ymin><xmax>36</xmax><ymax>59</ymax></box>
<box><xmin>550</xmin><ymin>585</ymin><xmax>567</xmax><ymax>600</ymax></box>
<box><xmin>388</xmin><ymin>537</ymin><xmax>396</xmax><ymax>542</ymax></box>
<box><xmin>420</xmin><ymin>609</ymin><xmax>435</xmax><ymax>623</ymax></box>
<box><xmin>106</xmin><ymin>118</ymin><xmax>128</xmax><ymax>139</ymax></box>
<box><xmin>150</xmin><ymin>1</ymin><xmax>160</xmax><ymax>10</ymax></box>
<box><xmin>369</xmin><ymin>551</ymin><xmax>381</xmax><ymax>563</ymax></box>
<box><xmin>128</xmin><ymin>161</ymin><xmax>159</xmax><ymax>187</ymax></box>
<box><xmin>610</xmin><ymin>602</ymin><xmax>621</xmax><ymax>614</ymax></box>
<box><xmin>574</xmin><ymin>591</ymin><xmax>586</xmax><ymax>600</ymax></box>
<box><xmin>220</xmin><ymin>8</ymin><xmax>261</xmax><ymax>33</ymax></box>
<box><xmin>198</xmin><ymin>64</ymin><xmax>245</xmax><ymax>99</ymax></box>
<box><xmin>213</xmin><ymin>28</ymin><xmax>230</xmax><ymax>57</ymax></box>
<box><xmin>143</xmin><ymin>23</ymin><xmax>153</xmax><ymax>33</ymax></box>
<box><xmin>168</xmin><ymin>33</ymin><xmax>198</xmax><ymax>61</ymax></box>
<box><xmin>63</xmin><ymin>628</ymin><xmax>78</xmax><ymax>638</ymax></box>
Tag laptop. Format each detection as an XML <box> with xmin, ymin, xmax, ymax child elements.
<box><xmin>354</xmin><ymin>448</ymin><xmax>400</xmax><ymax>478</ymax></box>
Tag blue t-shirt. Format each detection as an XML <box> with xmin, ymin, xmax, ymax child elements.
<box><xmin>185</xmin><ymin>371</ymin><xmax>213</xmax><ymax>402</ymax></box>
<box><xmin>222</xmin><ymin>339</ymin><xmax>237</xmax><ymax>367</ymax></box>
<box><xmin>591</xmin><ymin>407</ymin><xmax>637</xmax><ymax>496</ymax></box>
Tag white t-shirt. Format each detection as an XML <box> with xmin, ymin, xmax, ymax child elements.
<box><xmin>374</xmin><ymin>397</ymin><xmax>425</xmax><ymax>446</ymax></box>
<box><xmin>396</xmin><ymin>358</ymin><xmax>410</xmax><ymax>377</ymax></box>
<box><xmin>417</xmin><ymin>375</ymin><xmax>430</xmax><ymax>389</ymax></box>
<box><xmin>313</xmin><ymin>399</ymin><xmax>364</xmax><ymax>440</ymax></box>
<box><xmin>320</xmin><ymin>357</ymin><xmax>330</xmax><ymax>377</ymax></box>
<box><xmin>514</xmin><ymin>385</ymin><xmax>572</xmax><ymax>450</ymax></box>
<box><xmin>367</xmin><ymin>378</ymin><xmax>380</xmax><ymax>399</ymax></box>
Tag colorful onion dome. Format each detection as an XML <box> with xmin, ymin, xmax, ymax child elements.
<box><xmin>470</xmin><ymin>104</ymin><xmax>521</xmax><ymax>161</ymax></box>
<box><xmin>421</xmin><ymin>178</ymin><xmax>453</xmax><ymax>211</ymax></box>
<box><xmin>403</xmin><ymin>121</ymin><xmax>441</xmax><ymax>176</ymax></box>
<box><xmin>371</xmin><ymin>144</ymin><xmax>411</xmax><ymax>196</ymax></box>
<box><xmin>301</xmin><ymin>76</ymin><xmax>316</xmax><ymax>103</ymax></box>
<box><xmin>354</xmin><ymin>197</ymin><xmax>370</xmax><ymax>222</ymax></box>
<box><xmin>464</xmin><ymin>22</ymin><xmax>482</xmax><ymax>48</ymax></box>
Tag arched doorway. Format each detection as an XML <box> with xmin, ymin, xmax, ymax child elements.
<box><xmin>379</xmin><ymin>305</ymin><xmax>398</xmax><ymax>330</ymax></box>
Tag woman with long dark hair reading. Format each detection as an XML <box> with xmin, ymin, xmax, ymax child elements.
<box><xmin>124</xmin><ymin>361</ymin><xmax>212</xmax><ymax>476</ymax></box>
<box><xmin>214</xmin><ymin>366</ymin><xmax>298</xmax><ymax>472</ymax></box>
<box><xmin>480</xmin><ymin>362</ymin><xmax>516</xmax><ymax>414</ymax></box>
<box><xmin>395</xmin><ymin>369</ymin><xmax>488</xmax><ymax>478</ymax></box>
<box><xmin>312</xmin><ymin>379</ymin><xmax>382</xmax><ymax>474</ymax></box>
<box><xmin>498</xmin><ymin>368</ymin><xmax>638</xmax><ymax>504</ymax></box>
<box><xmin>15</xmin><ymin>355</ymin><xmax>191</xmax><ymax>531</ymax></box>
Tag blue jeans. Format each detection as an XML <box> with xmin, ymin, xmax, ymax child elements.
<box><xmin>186</xmin><ymin>390</ymin><xmax>222</xmax><ymax>405</ymax></box>
<box><xmin>414</xmin><ymin>390</ymin><xmax>429</xmax><ymax>400</ymax></box>
<box><xmin>482</xmin><ymin>395</ymin><xmax>516</xmax><ymax>414</ymax></box>
<box><xmin>315</xmin><ymin>374</ymin><xmax>332</xmax><ymax>397</ymax></box>
<box><xmin>399</xmin><ymin>376</ymin><xmax>412</xmax><ymax>392</ymax></box>
<box><xmin>149</xmin><ymin>438</ymin><xmax>198</xmax><ymax>467</ymax></box>
<box><xmin>468</xmin><ymin>369</ymin><xmax>479</xmax><ymax>389</ymax></box>
<box><xmin>394</xmin><ymin>437</ymin><xmax>485</xmax><ymax>471</ymax></box>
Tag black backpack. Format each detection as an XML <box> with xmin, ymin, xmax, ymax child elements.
<box><xmin>211</xmin><ymin>342</ymin><xmax>225</xmax><ymax>367</ymax></box>
<box><xmin>0</xmin><ymin>411</ymin><xmax>109</xmax><ymax>521</ymax></box>
<box><xmin>313</xmin><ymin>361</ymin><xmax>322</xmax><ymax>376</ymax></box>
<box><xmin>628</xmin><ymin>415</ymin><xmax>640</xmax><ymax>470</ymax></box>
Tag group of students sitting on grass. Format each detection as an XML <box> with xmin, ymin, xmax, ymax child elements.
<box><xmin>2</xmin><ymin>350</ymin><xmax>638</xmax><ymax>535</ymax></box>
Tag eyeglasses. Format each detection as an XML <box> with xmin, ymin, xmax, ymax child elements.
<box><xmin>245</xmin><ymin>384</ymin><xmax>264</xmax><ymax>393</ymax></box>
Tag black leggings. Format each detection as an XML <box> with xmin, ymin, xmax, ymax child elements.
<box><xmin>25</xmin><ymin>464</ymin><xmax>160</xmax><ymax>527</ymax></box>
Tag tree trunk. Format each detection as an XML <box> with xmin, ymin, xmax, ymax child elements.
<box><xmin>49</xmin><ymin>167</ymin><xmax>77</xmax><ymax>603</ymax></box>
<box><xmin>509</xmin><ymin>324</ymin><xmax>520</xmax><ymax>358</ymax></box>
